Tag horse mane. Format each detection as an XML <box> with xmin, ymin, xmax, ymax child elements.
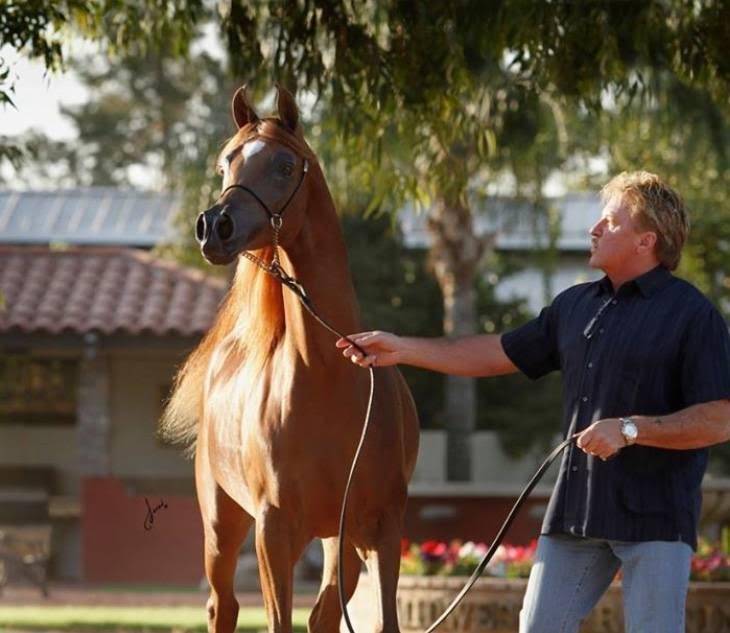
<box><xmin>159</xmin><ymin>118</ymin><xmax>317</xmax><ymax>453</ymax></box>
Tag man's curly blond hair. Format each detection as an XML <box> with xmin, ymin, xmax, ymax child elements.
<box><xmin>601</xmin><ymin>171</ymin><xmax>690</xmax><ymax>271</ymax></box>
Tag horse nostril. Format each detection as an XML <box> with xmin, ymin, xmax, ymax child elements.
<box><xmin>195</xmin><ymin>213</ymin><xmax>208</xmax><ymax>244</ymax></box>
<box><xmin>216</xmin><ymin>211</ymin><xmax>235</xmax><ymax>241</ymax></box>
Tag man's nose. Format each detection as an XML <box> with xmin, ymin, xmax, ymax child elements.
<box><xmin>195</xmin><ymin>206</ymin><xmax>236</xmax><ymax>245</ymax></box>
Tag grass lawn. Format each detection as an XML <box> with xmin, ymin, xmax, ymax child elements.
<box><xmin>0</xmin><ymin>605</ymin><xmax>309</xmax><ymax>632</ymax></box>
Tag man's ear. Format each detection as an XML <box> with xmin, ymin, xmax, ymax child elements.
<box><xmin>276</xmin><ymin>84</ymin><xmax>299</xmax><ymax>132</ymax></box>
<box><xmin>637</xmin><ymin>231</ymin><xmax>658</xmax><ymax>254</ymax></box>
<box><xmin>231</xmin><ymin>84</ymin><xmax>259</xmax><ymax>129</ymax></box>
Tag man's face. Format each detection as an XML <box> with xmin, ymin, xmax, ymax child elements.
<box><xmin>588</xmin><ymin>195</ymin><xmax>644</xmax><ymax>272</ymax></box>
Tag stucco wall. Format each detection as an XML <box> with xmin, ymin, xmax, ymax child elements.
<box><xmin>0</xmin><ymin>425</ymin><xmax>78</xmax><ymax>494</ymax></box>
<box><xmin>109</xmin><ymin>353</ymin><xmax>193</xmax><ymax>479</ymax></box>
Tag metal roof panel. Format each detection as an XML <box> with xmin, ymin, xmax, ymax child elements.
<box><xmin>0</xmin><ymin>189</ymin><xmax>179</xmax><ymax>246</ymax></box>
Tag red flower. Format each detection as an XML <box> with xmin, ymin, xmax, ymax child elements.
<box><xmin>420</xmin><ymin>540</ymin><xmax>448</xmax><ymax>562</ymax></box>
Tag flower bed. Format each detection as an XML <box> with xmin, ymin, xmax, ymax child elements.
<box><xmin>397</xmin><ymin>538</ymin><xmax>730</xmax><ymax>633</ymax></box>
<box><xmin>691</xmin><ymin>538</ymin><xmax>730</xmax><ymax>581</ymax></box>
<box><xmin>400</xmin><ymin>537</ymin><xmax>730</xmax><ymax>581</ymax></box>
<box><xmin>400</xmin><ymin>539</ymin><xmax>536</xmax><ymax>579</ymax></box>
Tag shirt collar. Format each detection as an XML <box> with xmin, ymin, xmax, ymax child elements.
<box><xmin>594</xmin><ymin>265</ymin><xmax>673</xmax><ymax>298</ymax></box>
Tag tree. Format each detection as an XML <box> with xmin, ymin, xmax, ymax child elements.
<box><xmin>0</xmin><ymin>0</ymin><xmax>204</xmax><ymax>166</ymax></box>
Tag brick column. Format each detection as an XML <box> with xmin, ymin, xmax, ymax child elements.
<box><xmin>77</xmin><ymin>339</ymin><xmax>111</xmax><ymax>476</ymax></box>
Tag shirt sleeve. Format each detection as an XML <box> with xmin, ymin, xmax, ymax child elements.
<box><xmin>501</xmin><ymin>302</ymin><xmax>560</xmax><ymax>380</ymax></box>
<box><xmin>680</xmin><ymin>302</ymin><xmax>730</xmax><ymax>407</ymax></box>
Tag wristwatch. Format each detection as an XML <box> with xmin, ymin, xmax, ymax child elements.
<box><xmin>620</xmin><ymin>417</ymin><xmax>638</xmax><ymax>445</ymax></box>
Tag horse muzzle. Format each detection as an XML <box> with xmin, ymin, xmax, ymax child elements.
<box><xmin>196</xmin><ymin>206</ymin><xmax>239</xmax><ymax>265</ymax></box>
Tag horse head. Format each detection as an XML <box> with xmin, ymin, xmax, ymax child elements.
<box><xmin>196</xmin><ymin>85</ymin><xmax>314</xmax><ymax>266</ymax></box>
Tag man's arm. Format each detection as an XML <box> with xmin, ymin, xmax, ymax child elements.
<box><xmin>335</xmin><ymin>331</ymin><xmax>519</xmax><ymax>378</ymax></box>
<box><xmin>634</xmin><ymin>399</ymin><xmax>730</xmax><ymax>449</ymax></box>
<box><xmin>577</xmin><ymin>399</ymin><xmax>730</xmax><ymax>459</ymax></box>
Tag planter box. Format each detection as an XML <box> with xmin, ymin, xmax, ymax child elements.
<box><xmin>397</xmin><ymin>575</ymin><xmax>730</xmax><ymax>633</ymax></box>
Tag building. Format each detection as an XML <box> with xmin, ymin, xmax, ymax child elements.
<box><xmin>0</xmin><ymin>189</ymin><xmax>224</xmax><ymax>584</ymax></box>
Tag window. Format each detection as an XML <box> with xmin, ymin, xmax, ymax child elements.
<box><xmin>0</xmin><ymin>356</ymin><xmax>78</xmax><ymax>425</ymax></box>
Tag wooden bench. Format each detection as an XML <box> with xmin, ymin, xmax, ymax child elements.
<box><xmin>0</xmin><ymin>523</ymin><xmax>51</xmax><ymax>596</ymax></box>
<box><xmin>0</xmin><ymin>466</ymin><xmax>55</xmax><ymax>596</ymax></box>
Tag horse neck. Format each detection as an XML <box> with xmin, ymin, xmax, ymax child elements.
<box><xmin>278</xmin><ymin>167</ymin><xmax>361</xmax><ymax>366</ymax></box>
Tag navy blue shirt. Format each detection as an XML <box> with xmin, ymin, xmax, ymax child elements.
<box><xmin>502</xmin><ymin>265</ymin><xmax>730</xmax><ymax>549</ymax></box>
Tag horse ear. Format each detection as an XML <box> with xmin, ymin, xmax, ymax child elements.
<box><xmin>276</xmin><ymin>85</ymin><xmax>299</xmax><ymax>132</ymax></box>
<box><xmin>231</xmin><ymin>85</ymin><xmax>259</xmax><ymax>129</ymax></box>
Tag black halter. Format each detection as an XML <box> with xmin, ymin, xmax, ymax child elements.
<box><xmin>220</xmin><ymin>158</ymin><xmax>309</xmax><ymax>230</ymax></box>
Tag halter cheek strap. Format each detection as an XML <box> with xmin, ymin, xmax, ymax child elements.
<box><xmin>220</xmin><ymin>159</ymin><xmax>309</xmax><ymax>226</ymax></box>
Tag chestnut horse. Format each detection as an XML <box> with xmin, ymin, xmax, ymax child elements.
<box><xmin>161</xmin><ymin>86</ymin><xmax>419</xmax><ymax>633</ymax></box>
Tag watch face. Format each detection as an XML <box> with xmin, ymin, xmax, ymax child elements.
<box><xmin>622</xmin><ymin>419</ymin><xmax>638</xmax><ymax>441</ymax></box>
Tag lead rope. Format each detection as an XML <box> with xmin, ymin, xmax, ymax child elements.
<box><xmin>243</xmin><ymin>219</ymin><xmax>577</xmax><ymax>632</ymax></box>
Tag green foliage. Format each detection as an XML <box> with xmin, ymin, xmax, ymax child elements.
<box><xmin>0</xmin><ymin>0</ymin><xmax>205</xmax><ymax>168</ymax></box>
<box><xmin>342</xmin><ymin>212</ymin><xmax>444</xmax><ymax>427</ymax></box>
<box><xmin>600</xmin><ymin>74</ymin><xmax>730</xmax><ymax>312</ymax></box>
<box><xmin>15</xmin><ymin>39</ymin><xmax>233</xmax><ymax>189</ymax></box>
<box><xmin>0</xmin><ymin>1</ymin><xmax>82</xmax><ymax>73</ymax></box>
<box><xmin>342</xmin><ymin>211</ymin><xmax>562</xmax><ymax>448</ymax></box>
<box><xmin>0</xmin><ymin>0</ymin><xmax>204</xmax><ymax>65</ymax></box>
<box><xmin>472</xmin><ymin>254</ymin><xmax>563</xmax><ymax>455</ymax></box>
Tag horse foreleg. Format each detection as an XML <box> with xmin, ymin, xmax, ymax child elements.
<box><xmin>255</xmin><ymin>504</ymin><xmax>306</xmax><ymax>633</ymax></box>
<box><xmin>198</xmin><ymin>476</ymin><xmax>253</xmax><ymax>633</ymax></box>
<box><xmin>361</xmin><ymin>511</ymin><xmax>403</xmax><ymax>633</ymax></box>
<box><xmin>308</xmin><ymin>536</ymin><xmax>361</xmax><ymax>633</ymax></box>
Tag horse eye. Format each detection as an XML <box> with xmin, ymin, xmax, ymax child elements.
<box><xmin>280</xmin><ymin>162</ymin><xmax>294</xmax><ymax>177</ymax></box>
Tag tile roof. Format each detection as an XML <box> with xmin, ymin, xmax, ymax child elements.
<box><xmin>0</xmin><ymin>246</ymin><xmax>226</xmax><ymax>336</ymax></box>
<box><xmin>0</xmin><ymin>189</ymin><xmax>179</xmax><ymax>246</ymax></box>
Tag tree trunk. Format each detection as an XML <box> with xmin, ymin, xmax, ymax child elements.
<box><xmin>426</xmin><ymin>197</ymin><xmax>486</xmax><ymax>481</ymax></box>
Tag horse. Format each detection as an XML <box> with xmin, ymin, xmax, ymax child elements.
<box><xmin>161</xmin><ymin>85</ymin><xmax>419</xmax><ymax>633</ymax></box>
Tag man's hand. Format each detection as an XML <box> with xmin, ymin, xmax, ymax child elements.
<box><xmin>335</xmin><ymin>331</ymin><xmax>404</xmax><ymax>368</ymax></box>
<box><xmin>575</xmin><ymin>418</ymin><xmax>626</xmax><ymax>460</ymax></box>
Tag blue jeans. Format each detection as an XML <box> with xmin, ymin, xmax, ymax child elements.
<box><xmin>519</xmin><ymin>533</ymin><xmax>693</xmax><ymax>633</ymax></box>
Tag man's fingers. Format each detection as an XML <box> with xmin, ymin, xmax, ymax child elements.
<box><xmin>349</xmin><ymin>352</ymin><xmax>377</xmax><ymax>367</ymax></box>
<box><xmin>337</xmin><ymin>331</ymin><xmax>387</xmax><ymax>349</ymax></box>
<box><xmin>337</xmin><ymin>335</ymin><xmax>369</xmax><ymax>348</ymax></box>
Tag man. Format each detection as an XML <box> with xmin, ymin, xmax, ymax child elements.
<box><xmin>337</xmin><ymin>171</ymin><xmax>730</xmax><ymax>633</ymax></box>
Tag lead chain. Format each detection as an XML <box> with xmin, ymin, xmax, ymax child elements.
<box><xmin>241</xmin><ymin>214</ymin><xmax>284</xmax><ymax>276</ymax></box>
<box><xmin>270</xmin><ymin>214</ymin><xmax>283</xmax><ymax>270</ymax></box>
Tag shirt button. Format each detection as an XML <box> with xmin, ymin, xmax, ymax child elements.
<box><xmin>599</xmin><ymin>328</ymin><xmax>604</xmax><ymax>334</ymax></box>
<box><xmin>582</xmin><ymin>396</ymin><xmax>588</xmax><ymax>402</ymax></box>
<box><xmin>587</xmin><ymin>362</ymin><xmax>593</xmax><ymax>368</ymax></box>
<box><xmin>612</xmin><ymin>299</ymin><xmax>618</xmax><ymax>305</ymax></box>
<box><xmin>571</xmin><ymin>465</ymin><xmax>578</xmax><ymax>472</ymax></box>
